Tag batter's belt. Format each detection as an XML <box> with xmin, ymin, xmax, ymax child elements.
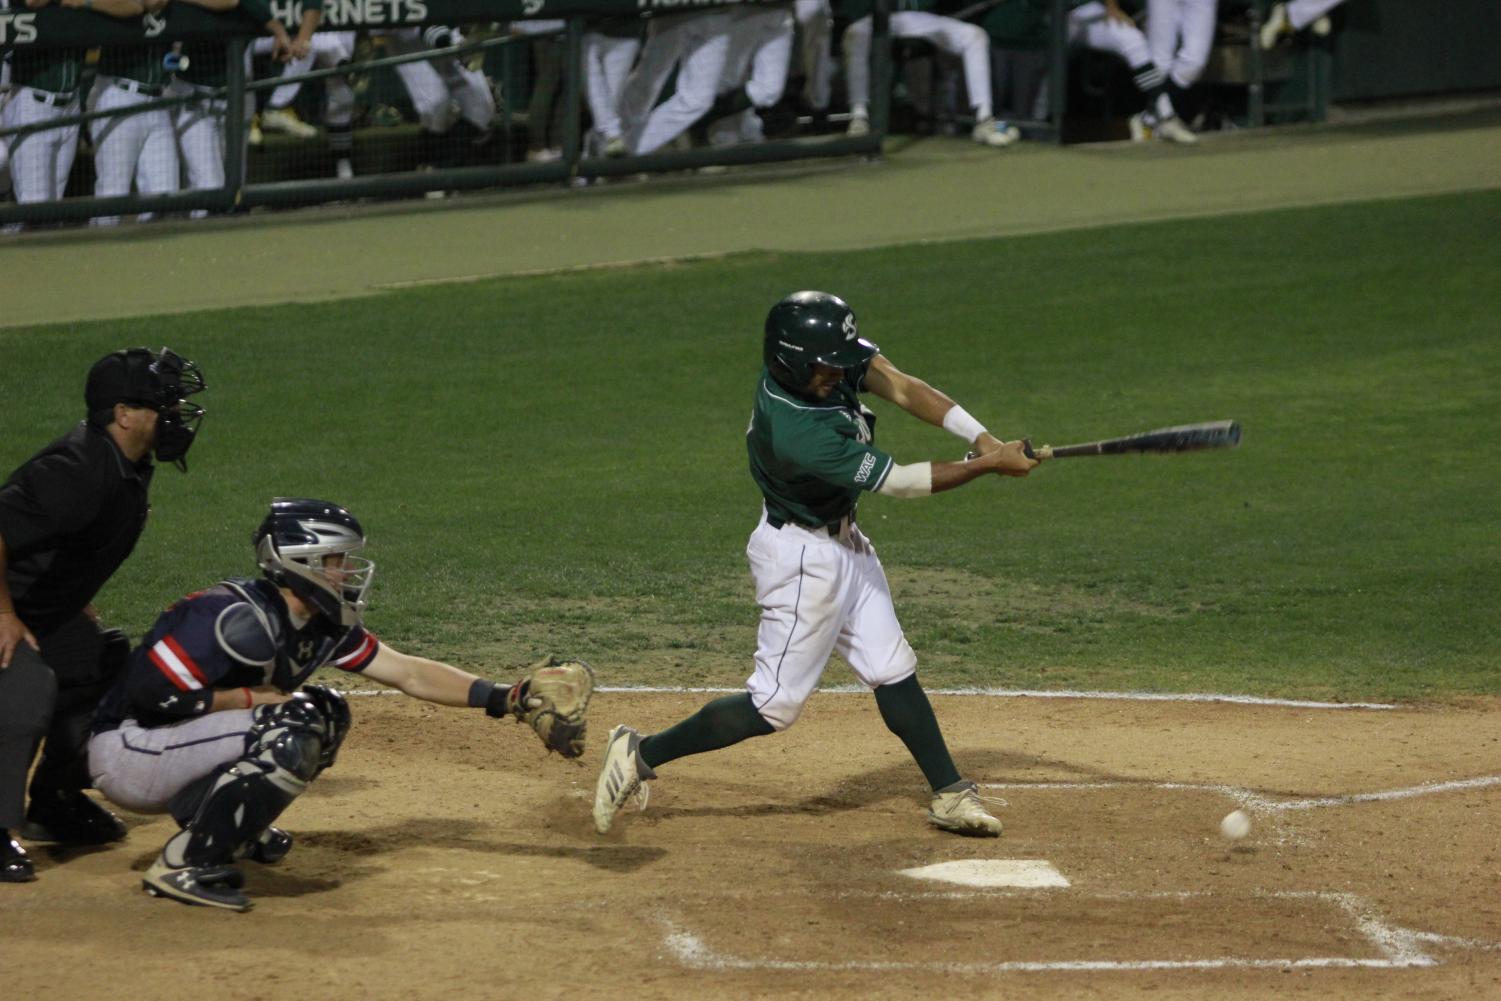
<box><xmin>766</xmin><ymin>510</ymin><xmax>856</xmax><ymax>537</ymax></box>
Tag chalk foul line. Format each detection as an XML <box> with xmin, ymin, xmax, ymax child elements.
<box><xmin>658</xmin><ymin>891</ymin><xmax>1498</xmax><ymax>973</ymax></box>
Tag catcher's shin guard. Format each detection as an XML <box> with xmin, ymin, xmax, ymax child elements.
<box><xmin>161</xmin><ymin>705</ymin><xmax>327</xmax><ymax>869</ymax></box>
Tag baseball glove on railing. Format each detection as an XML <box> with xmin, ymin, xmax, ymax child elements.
<box><xmin>504</xmin><ymin>657</ymin><xmax>596</xmax><ymax>758</ymax></box>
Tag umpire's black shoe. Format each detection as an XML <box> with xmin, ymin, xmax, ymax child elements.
<box><xmin>2</xmin><ymin>830</ymin><xmax>36</xmax><ymax>882</ymax></box>
<box><xmin>21</xmin><ymin>789</ymin><xmax>128</xmax><ymax>846</ymax></box>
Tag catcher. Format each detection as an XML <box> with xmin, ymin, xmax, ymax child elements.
<box><xmin>84</xmin><ymin>498</ymin><xmax>593</xmax><ymax>912</ymax></box>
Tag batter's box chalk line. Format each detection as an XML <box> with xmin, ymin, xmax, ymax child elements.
<box><xmin>983</xmin><ymin>775</ymin><xmax>1501</xmax><ymax>816</ymax></box>
<box><xmin>656</xmin><ymin>890</ymin><xmax>1501</xmax><ymax>973</ymax></box>
<box><xmin>337</xmin><ymin>684</ymin><xmax>1396</xmax><ymax>711</ymax></box>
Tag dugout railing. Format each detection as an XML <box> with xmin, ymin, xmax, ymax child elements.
<box><xmin>0</xmin><ymin>0</ymin><xmax>1327</xmax><ymax>228</ymax></box>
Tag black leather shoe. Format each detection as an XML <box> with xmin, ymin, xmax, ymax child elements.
<box><xmin>2</xmin><ymin>831</ymin><xmax>36</xmax><ymax>882</ymax></box>
<box><xmin>21</xmin><ymin>789</ymin><xmax>127</xmax><ymax>845</ymax></box>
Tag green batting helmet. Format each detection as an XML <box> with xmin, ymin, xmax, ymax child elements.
<box><xmin>763</xmin><ymin>291</ymin><xmax>879</xmax><ymax>391</ymax></box>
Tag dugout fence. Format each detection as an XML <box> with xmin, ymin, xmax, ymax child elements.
<box><xmin>0</xmin><ymin>0</ymin><xmax>1328</xmax><ymax>228</ymax></box>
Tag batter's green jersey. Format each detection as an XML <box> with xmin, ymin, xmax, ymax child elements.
<box><xmin>747</xmin><ymin>364</ymin><xmax>896</xmax><ymax>528</ymax></box>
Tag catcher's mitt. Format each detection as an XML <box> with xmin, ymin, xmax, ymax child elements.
<box><xmin>503</xmin><ymin>657</ymin><xmax>595</xmax><ymax>758</ymax></box>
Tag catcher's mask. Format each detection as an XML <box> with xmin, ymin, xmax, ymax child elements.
<box><xmin>253</xmin><ymin>498</ymin><xmax>375</xmax><ymax>630</ymax></box>
<box><xmin>85</xmin><ymin>346</ymin><xmax>207</xmax><ymax>472</ymax></box>
<box><xmin>763</xmin><ymin>291</ymin><xmax>878</xmax><ymax>398</ymax></box>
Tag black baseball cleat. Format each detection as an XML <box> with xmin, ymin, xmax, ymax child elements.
<box><xmin>21</xmin><ymin>789</ymin><xmax>127</xmax><ymax>845</ymax></box>
<box><xmin>142</xmin><ymin>859</ymin><xmax>252</xmax><ymax>912</ymax></box>
<box><xmin>244</xmin><ymin>826</ymin><xmax>293</xmax><ymax>865</ymax></box>
<box><xmin>2</xmin><ymin>830</ymin><xmax>36</xmax><ymax>883</ymax></box>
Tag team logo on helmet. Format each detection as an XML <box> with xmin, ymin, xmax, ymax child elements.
<box><xmin>842</xmin><ymin>314</ymin><xmax>858</xmax><ymax>340</ymax></box>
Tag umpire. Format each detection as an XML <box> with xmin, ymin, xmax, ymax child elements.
<box><xmin>0</xmin><ymin>347</ymin><xmax>205</xmax><ymax>883</ymax></box>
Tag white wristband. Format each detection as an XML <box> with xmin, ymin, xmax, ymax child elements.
<box><xmin>941</xmin><ymin>405</ymin><xmax>986</xmax><ymax>445</ymax></box>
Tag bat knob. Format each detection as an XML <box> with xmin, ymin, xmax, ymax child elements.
<box><xmin>1021</xmin><ymin>438</ymin><xmax>1036</xmax><ymax>460</ymax></box>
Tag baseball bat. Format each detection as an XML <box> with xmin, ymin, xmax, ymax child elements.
<box><xmin>968</xmin><ymin>420</ymin><xmax>1242</xmax><ymax>461</ymax></box>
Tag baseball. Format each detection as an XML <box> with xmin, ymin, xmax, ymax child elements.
<box><xmin>1220</xmin><ymin>809</ymin><xmax>1252</xmax><ymax>840</ymax></box>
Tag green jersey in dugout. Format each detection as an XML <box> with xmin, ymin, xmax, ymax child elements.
<box><xmin>747</xmin><ymin>363</ymin><xmax>896</xmax><ymax>529</ymax></box>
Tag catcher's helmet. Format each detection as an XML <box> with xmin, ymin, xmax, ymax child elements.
<box><xmin>85</xmin><ymin>346</ymin><xmax>207</xmax><ymax>472</ymax></box>
<box><xmin>253</xmin><ymin>498</ymin><xmax>375</xmax><ymax>629</ymax></box>
<box><xmin>763</xmin><ymin>291</ymin><xmax>878</xmax><ymax>393</ymax></box>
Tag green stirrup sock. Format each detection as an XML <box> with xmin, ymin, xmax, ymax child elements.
<box><xmin>874</xmin><ymin>674</ymin><xmax>961</xmax><ymax>792</ymax></box>
<box><xmin>640</xmin><ymin>693</ymin><xmax>775</xmax><ymax>770</ymax></box>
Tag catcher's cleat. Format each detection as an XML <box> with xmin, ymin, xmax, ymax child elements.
<box><xmin>142</xmin><ymin>859</ymin><xmax>252</xmax><ymax>912</ymax></box>
<box><xmin>592</xmin><ymin>725</ymin><xmax>655</xmax><ymax>834</ymax></box>
<box><xmin>928</xmin><ymin>780</ymin><xmax>1003</xmax><ymax>837</ymax></box>
<box><xmin>22</xmin><ymin>789</ymin><xmax>127</xmax><ymax>845</ymax></box>
<box><xmin>244</xmin><ymin>826</ymin><xmax>293</xmax><ymax>865</ymax></box>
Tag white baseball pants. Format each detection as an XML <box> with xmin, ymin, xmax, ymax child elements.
<box><xmin>1068</xmin><ymin>1</ymin><xmax>1153</xmax><ymax>68</ymax></box>
<box><xmin>621</xmin><ymin>10</ymin><xmax>736</xmax><ymax>155</ymax></box>
<box><xmin>744</xmin><ymin>512</ymin><xmax>917</xmax><ymax>731</ymax></box>
<box><xmin>583</xmin><ymin>30</ymin><xmax>642</xmax><ymax>143</ymax></box>
<box><xmin>1287</xmin><ymin>0</ymin><xmax>1346</xmax><ymax>30</ymax></box>
<box><xmin>794</xmin><ymin>0</ymin><xmax>834</xmax><ymax>110</ymax></box>
<box><xmin>88</xmin><ymin>77</ymin><xmax>180</xmax><ymax>225</ymax></box>
<box><xmin>1</xmin><ymin>87</ymin><xmax>79</xmax><ymax>204</ymax></box>
<box><xmin>843</xmin><ymin>11</ymin><xmax>992</xmax><ymax>119</ymax></box>
<box><xmin>1146</xmin><ymin>0</ymin><xmax>1216</xmax><ymax>89</ymax></box>
<box><xmin>89</xmin><ymin>711</ymin><xmax>255</xmax><ymax>814</ymax></box>
<box><xmin>168</xmin><ymin>79</ymin><xmax>225</xmax><ymax>205</ymax></box>
<box><xmin>384</xmin><ymin>28</ymin><xmax>495</xmax><ymax>133</ymax></box>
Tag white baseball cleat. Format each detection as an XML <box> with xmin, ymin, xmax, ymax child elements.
<box><xmin>846</xmin><ymin>113</ymin><xmax>871</xmax><ymax>138</ymax></box>
<box><xmin>1128</xmin><ymin>111</ymin><xmax>1153</xmax><ymax>142</ymax></box>
<box><xmin>142</xmin><ymin>858</ymin><xmax>252</xmax><ymax>911</ymax></box>
<box><xmin>603</xmin><ymin>136</ymin><xmax>629</xmax><ymax>158</ymax></box>
<box><xmin>1260</xmin><ymin>2</ymin><xmax>1292</xmax><ymax>49</ymax></box>
<box><xmin>1154</xmin><ymin>115</ymin><xmax>1198</xmax><ymax>144</ymax></box>
<box><xmin>592</xmin><ymin>725</ymin><xmax>654</xmax><ymax>834</ymax></box>
<box><xmin>972</xmin><ymin>117</ymin><xmax>1021</xmax><ymax>148</ymax></box>
<box><xmin>928</xmin><ymin>780</ymin><xmax>1003</xmax><ymax>837</ymax></box>
<box><xmin>260</xmin><ymin>107</ymin><xmax>318</xmax><ymax>139</ymax></box>
<box><xmin>335</xmin><ymin>158</ymin><xmax>354</xmax><ymax>180</ymax></box>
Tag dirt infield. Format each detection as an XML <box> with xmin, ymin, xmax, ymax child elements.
<box><xmin>8</xmin><ymin>690</ymin><xmax>1500</xmax><ymax>1000</ymax></box>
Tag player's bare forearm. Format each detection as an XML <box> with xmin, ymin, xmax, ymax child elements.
<box><xmin>940</xmin><ymin>440</ymin><xmax>1036</xmax><ymax>489</ymax></box>
<box><xmin>210</xmin><ymin>686</ymin><xmax>291</xmax><ymax>712</ymax></box>
<box><xmin>362</xmin><ymin>645</ymin><xmax>478</xmax><ymax>707</ymax></box>
<box><xmin>864</xmin><ymin>355</ymin><xmax>966</xmax><ymax>429</ymax></box>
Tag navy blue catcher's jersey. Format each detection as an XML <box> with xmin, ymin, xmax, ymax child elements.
<box><xmin>92</xmin><ymin>577</ymin><xmax>380</xmax><ymax>732</ymax></box>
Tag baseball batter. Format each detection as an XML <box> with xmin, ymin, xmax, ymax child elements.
<box><xmin>87</xmin><ymin>498</ymin><xmax>592</xmax><ymax>911</ymax></box>
<box><xmin>593</xmin><ymin>291</ymin><xmax>1037</xmax><ymax>837</ymax></box>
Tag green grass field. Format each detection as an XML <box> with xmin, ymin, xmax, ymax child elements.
<box><xmin>4</xmin><ymin>189</ymin><xmax>1497</xmax><ymax>701</ymax></box>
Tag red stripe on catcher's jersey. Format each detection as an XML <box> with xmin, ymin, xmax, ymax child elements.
<box><xmin>162</xmin><ymin>635</ymin><xmax>209</xmax><ymax>684</ymax></box>
<box><xmin>149</xmin><ymin>640</ymin><xmax>199</xmax><ymax>691</ymax></box>
<box><xmin>334</xmin><ymin>632</ymin><xmax>378</xmax><ymax>671</ymax></box>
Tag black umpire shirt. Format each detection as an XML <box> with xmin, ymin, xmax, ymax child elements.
<box><xmin>0</xmin><ymin>422</ymin><xmax>153</xmax><ymax>639</ymax></box>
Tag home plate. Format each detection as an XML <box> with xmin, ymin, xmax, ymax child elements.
<box><xmin>898</xmin><ymin>859</ymin><xmax>1070</xmax><ymax>889</ymax></box>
